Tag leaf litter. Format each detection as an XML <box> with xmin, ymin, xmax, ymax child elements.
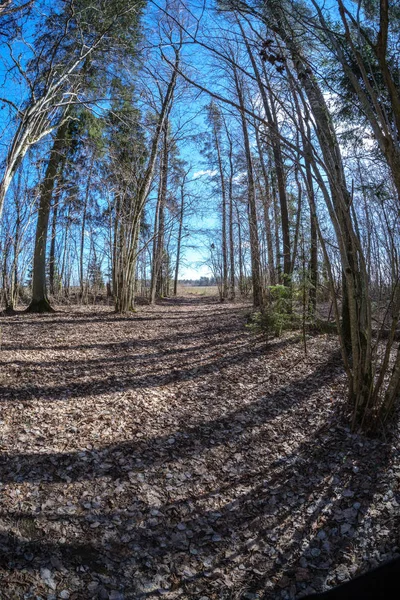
<box><xmin>0</xmin><ymin>296</ymin><xmax>399</xmax><ymax>599</ymax></box>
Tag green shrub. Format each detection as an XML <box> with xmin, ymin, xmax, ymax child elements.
<box><xmin>248</xmin><ymin>284</ymin><xmax>300</xmax><ymax>338</ymax></box>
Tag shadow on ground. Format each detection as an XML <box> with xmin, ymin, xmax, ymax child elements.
<box><xmin>0</xmin><ymin>298</ymin><xmax>398</xmax><ymax>599</ymax></box>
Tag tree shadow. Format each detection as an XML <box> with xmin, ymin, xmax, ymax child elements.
<box><xmin>0</xmin><ymin>350</ymin><xmax>361</xmax><ymax>599</ymax></box>
<box><xmin>0</xmin><ymin>296</ymin><xmax>243</xmax><ymax>328</ymax></box>
<box><xmin>0</xmin><ymin>348</ymin><xmax>342</xmax><ymax>484</ymax></box>
<box><xmin>1</xmin><ymin>300</ymin><xmax>396</xmax><ymax>598</ymax></box>
<box><xmin>1</xmin><ymin>398</ymin><xmax>396</xmax><ymax>599</ymax></box>
<box><xmin>0</xmin><ymin>311</ymin><xmax>300</xmax><ymax>404</ymax></box>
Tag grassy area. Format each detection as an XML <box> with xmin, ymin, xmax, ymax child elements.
<box><xmin>177</xmin><ymin>285</ymin><xmax>219</xmax><ymax>296</ymax></box>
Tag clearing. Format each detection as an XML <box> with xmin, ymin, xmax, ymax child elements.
<box><xmin>0</xmin><ymin>297</ymin><xmax>398</xmax><ymax>599</ymax></box>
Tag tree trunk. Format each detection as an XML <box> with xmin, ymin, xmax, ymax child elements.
<box><xmin>267</xmin><ymin>85</ymin><xmax>291</xmax><ymax>282</ymax></box>
<box><xmin>308</xmin><ymin>194</ymin><xmax>318</xmax><ymax>316</ymax></box>
<box><xmin>239</xmin><ymin>23</ymin><xmax>291</xmax><ymax>283</ymax></box>
<box><xmin>150</xmin><ymin>124</ymin><xmax>169</xmax><ymax>304</ymax></box>
<box><xmin>10</xmin><ymin>208</ymin><xmax>21</xmax><ymax>311</ymax></box>
<box><xmin>254</xmin><ymin>126</ymin><xmax>275</xmax><ymax>285</ymax></box>
<box><xmin>27</xmin><ymin>121</ymin><xmax>69</xmax><ymax>313</ymax></box>
<box><xmin>2</xmin><ymin>238</ymin><xmax>11</xmax><ymax>312</ymax></box>
<box><xmin>214</xmin><ymin>125</ymin><xmax>229</xmax><ymax>300</ymax></box>
<box><xmin>226</xmin><ymin>131</ymin><xmax>236</xmax><ymax>299</ymax></box>
<box><xmin>174</xmin><ymin>177</ymin><xmax>185</xmax><ymax>296</ymax></box>
<box><xmin>236</xmin><ymin>202</ymin><xmax>244</xmax><ymax>295</ymax></box>
<box><xmin>60</xmin><ymin>206</ymin><xmax>71</xmax><ymax>292</ymax></box>
<box><xmin>233</xmin><ymin>67</ymin><xmax>263</xmax><ymax>307</ymax></box>
<box><xmin>80</xmin><ymin>160</ymin><xmax>94</xmax><ymax>298</ymax></box>
<box><xmin>114</xmin><ymin>50</ymin><xmax>180</xmax><ymax>314</ymax></box>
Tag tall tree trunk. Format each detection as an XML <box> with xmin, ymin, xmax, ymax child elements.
<box><xmin>150</xmin><ymin>124</ymin><xmax>169</xmax><ymax>304</ymax></box>
<box><xmin>80</xmin><ymin>160</ymin><xmax>94</xmax><ymax>297</ymax></box>
<box><xmin>11</xmin><ymin>216</ymin><xmax>20</xmax><ymax>310</ymax></box>
<box><xmin>156</xmin><ymin>196</ymin><xmax>166</xmax><ymax>298</ymax></box>
<box><xmin>290</xmin><ymin>163</ymin><xmax>303</xmax><ymax>275</ymax></box>
<box><xmin>266</xmin><ymin>83</ymin><xmax>291</xmax><ymax>282</ymax></box>
<box><xmin>254</xmin><ymin>126</ymin><xmax>275</xmax><ymax>285</ymax></box>
<box><xmin>290</xmin><ymin>80</ymin><xmax>318</xmax><ymax>314</ymax></box>
<box><xmin>27</xmin><ymin>121</ymin><xmax>69</xmax><ymax>313</ymax></box>
<box><xmin>114</xmin><ymin>49</ymin><xmax>180</xmax><ymax>313</ymax></box>
<box><xmin>49</xmin><ymin>183</ymin><xmax>61</xmax><ymax>298</ymax></box>
<box><xmin>226</xmin><ymin>131</ymin><xmax>236</xmax><ymax>299</ymax></box>
<box><xmin>60</xmin><ymin>206</ymin><xmax>71</xmax><ymax>292</ymax></box>
<box><xmin>150</xmin><ymin>187</ymin><xmax>161</xmax><ymax>304</ymax></box>
<box><xmin>233</xmin><ymin>67</ymin><xmax>263</xmax><ymax>307</ymax></box>
<box><xmin>271</xmin><ymin>169</ymin><xmax>282</xmax><ymax>284</ymax></box>
<box><xmin>292</xmin><ymin>44</ymin><xmax>371</xmax><ymax>421</ymax></box>
<box><xmin>236</xmin><ymin>202</ymin><xmax>244</xmax><ymax>295</ymax></box>
<box><xmin>264</xmin><ymin>6</ymin><xmax>374</xmax><ymax>423</ymax></box>
<box><xmin>10</xmin><ymin>197</ymin><xmax>22</xmax><ymax>311</ymax></box>
<box><xmin>213</xmin><ymin>123</ymin><xmax>229</xmax><ymax>300</ymax></box>
<box><xmin>238</xmin><ymin>22</ymin><xmax>291</xmax><ymax>282</ymax></box>
<box><xmin>49</xmin><ymin>145</ymin><xmax>69</xmax><ymax>298</ymax></box>
<box><xmin>174</xmin><ymin>177</ymin><xmax>185</xmax><ymax>296</ymax></box>
<box><xmin>2</xmin><ymin>238</ymin><xmax>10</xmax><ymax>312</ymax></box>
<box><xmin>308</xmin><ymin>184</ymin><xmax>318</xmax><ymax>316</ymax></box>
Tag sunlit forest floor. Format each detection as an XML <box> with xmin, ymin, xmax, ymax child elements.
<box><xmin>0</xmin><ymin>297</ymin><xmax>399</xmax><ymax>599</ymax></box>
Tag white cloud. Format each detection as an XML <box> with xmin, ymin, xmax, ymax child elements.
<box><xmin>233</xmin><ymin>172</ymin><xmax>245</xmax><ymax>184</ymax></box>
<box><xmin>179</xmin><ymin>264</ymin><xmax>213</xmax><ymax>279</ymax></box>
<box><xmin>193</xmin><ymin>169</ymin><xmax>217</xmax><ymax>179</ymax></box>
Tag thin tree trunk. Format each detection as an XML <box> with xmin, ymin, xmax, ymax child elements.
<box><xmin>271</xmin><ymin>169</ymin><xmax>282</xmax><ymax>283</ymax></box>
<box><xmin>233</xmin><ymin>66</ymin><xmax>263</xmax><ymax>307</ymax></box>
<box><xmin>49</xmin><ymin>188</ymin><xmax>60</xmax><ymax>297</ymax></box>
<box><xmin>10</xmin><ymin>202</ymin><xmax>21</xmax><ymax>311</ymax></box>
<box><xmin>214</xmin><ymin>124</ymin><xmax>228</xmax><ymax>300</ymax></box>
<box><xmin>226</xmin><ymin>131</ymin><xmax>236</xmax><ymax>299</ymax></box>
<box><xmin>150</xmin><ymin>187</ymin><xmax>161</xmax><ymax>304</ymax></box>
<box><xmin>174</xmin><ymin>177</ymin><xmax>185</xmax><ymax>296</ymax></box>
<box><xmin>254</xmin><ymin>126</ymin><xmax>275</xmax><ymax>285</ymax></box>
<box><xmin>238</xmin><ymin>23</ymin><xmax>291</xmax><ymax>282</ymax></box>
<box><xmin>2</xmin><ymin>239</ymin><xmax>10</xmax><ymax>312</ymax></box>
<box><xmin>308</xmin><ymin>189</ymin><xmax>318</xmax><ymax>316</ymax></box>
<box><xmin>114</xmin><ymin>49</ymin><xmax>180</xmax><ymax>313</ymax></box>
<box><xmin>290</xmin><ymin>164</ymin><xmax>303</xmax><ymax>275</ymax></box>
<box><xmin>60</xmin><ymin>206</ymin><xmax>71</xmax><ymax>292</ymax></box>
<box><xmin>80</xmin><ymin>160</ymin><xmax>94</xmax><ymax>297</ymax></box>
<box><xmin>236</xmin><ymin>202</ymin><xmax>244</xmax><ymax>294</ymax></box>
<box><xmin>150</xmin><ymin>124</ymin><xmax>169</xmax><ymax>304</ymax></box>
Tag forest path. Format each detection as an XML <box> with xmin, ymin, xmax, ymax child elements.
<box><xmin>0</xmin><ymin>297</ymin><xmax>398</xmax><ymax>599</ymax></box>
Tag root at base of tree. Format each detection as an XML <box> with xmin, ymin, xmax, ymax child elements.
<box><xmin>25</xmin><ymin>299</ymin><xmax>55</xmax><ymax>313</ymax></box>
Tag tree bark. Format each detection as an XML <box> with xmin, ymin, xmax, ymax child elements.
<box><xmin>80</xmin><ymin>160</ymin><xmax>94</xmax><ymax>298</ymax></box>
<box><xmin>113</xmin><ymin>48</ymin><xmax>180</xmax><ymax>313</ymax></box>
<box><xmin>150</xmin><ymin>124</ymin><xmax>169</xmax><ymax>304</ymax></box>
<box><xmin>49</xmin><ymin>191</ymin><xmax>59</xmax><ymax>298</ymax></box>
<box><xmin>214</xmin><ymin>122</ymin><xmax>229</xmax><ymax>300</ymax></box>
<box><xmin>233</xmin><ymin>66</ymin><xmax>263</xmax><ymax>307</ymax></box>
<box><xmin>254</xmin><ymin>126</ymin><xmax>275</xmax><ymax>285</ymax></box>
<box><xmin>27</xmin><ymin>120</ymin><xmax>69</xmax><ymax>313</ymax></box>
<box><xmin>174</xmin><ymin>176</ymin><xmax>186</xmax><ymax>296</ymax></box>
<box><xmin>226</xmin><ymin>130</ymin><xmax>236</xmax><ymax>299</ymax></box>
<box><xmin>238</xmin><ymin>23</ymin><xmax>291</xmax><ymax>282</ymax></box>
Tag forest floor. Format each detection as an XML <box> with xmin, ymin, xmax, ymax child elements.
<box><xmin>0</xmin><ymin>296</ymin><xmax>399</xmax><ymax>600</ymax></box>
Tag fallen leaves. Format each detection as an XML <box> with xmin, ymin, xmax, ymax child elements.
<box><xmin>0</xmin><ymin>297</ymin><xmax>399</xmax><ymax>599</ymax></box>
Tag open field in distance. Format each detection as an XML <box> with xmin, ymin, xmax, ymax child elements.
<box><xmin>177</xmin><ymin>285</ymin><xmax>219</xmax><ymax>296</ymax></box>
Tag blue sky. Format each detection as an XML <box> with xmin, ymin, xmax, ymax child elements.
<box><xmin>0</xmin><ymin>0</ymin><xmax>229</xmax><ymax>282</ymax></box>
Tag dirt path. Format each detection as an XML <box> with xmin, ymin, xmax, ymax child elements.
<box><xmin>0</xmin><ymin>297</ymin><xmax>398</xmax><ymax>599</ymax></box>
